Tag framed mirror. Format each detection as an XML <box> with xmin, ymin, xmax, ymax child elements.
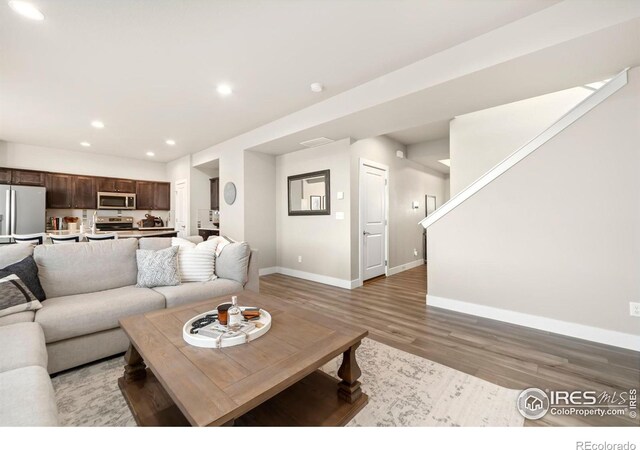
<box><xmin>288</xmin><ymin>170</ymin><xmax>330</xmax><ymax>216</ymax></box>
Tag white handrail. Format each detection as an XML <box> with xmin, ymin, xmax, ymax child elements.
<box><xmin>419</xmin><ymin>68</ymin><xmax>629</xmax><ymax>229</ymax></box>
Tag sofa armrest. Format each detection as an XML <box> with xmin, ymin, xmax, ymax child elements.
<box><xmin>244</xmin><ymin>249</ymin><xmax>259</xmax><ymax>293</ymax></box>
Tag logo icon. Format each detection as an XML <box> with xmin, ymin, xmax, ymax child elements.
<box><xmin>517</xmin><ymin>388</ymin><xmax>550</xmax><ymax>420</ymax></box>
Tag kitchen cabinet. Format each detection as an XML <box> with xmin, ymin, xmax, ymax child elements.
<box><xmin>97</xmin><ymin>178</ymin><xmax>136</xmax><ymax>193</ymax></box>
<box><xmin>136</xmin><ymin>181</ymin><xmax>170</xmax><ymax>211</ymax></box>
<box><xmin>72</xmin><ymin>176</ymin><xmax>96</xmax><ymax>209</ymax></box>
<box><xmin>0</xmin><ymin>169</ymin><xmax>11</xmax><ymax>185</ymax></box>
<box><xmin>12</xmin><ymin>169</ymin><xmax>46</xmax><ymax>186</ymax></box>
<box><xmin>46</xmin><ymin>173</ymin><xmax>74</xmax><ymax>208</ymax></box>
<box><xmin>154</xmin><ymin>182</ymin><xmax>171</xmax><ymax>211</ymax></box>
<box><xmin>135</xmin><ymin>181</ymin><xmax>155</xmax><ymax>210</ymax></box>
<box><xmin>210</xmin><ymin>178</ymin><xmax>219</xmax><ymax>210</ymax></box>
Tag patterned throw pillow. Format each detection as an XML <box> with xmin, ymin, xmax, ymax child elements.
<box><xmin>0</xmin><ymin>256</ymin><xmax>46</xmax><ymax>301</ymax></box>
<box><xmin>135</xmin><ymin>246</ymin><xmax>180</xmax><ymax>288</ymax></box>
<box><xmin>0</xmin><ymin>274</ymin><xmax>43</xmax><ymax>318</ymax></box>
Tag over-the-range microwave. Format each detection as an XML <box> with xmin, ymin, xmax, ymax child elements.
<box><xmin>97</xmin><ymin>192</ymin><xmax>136</xmax><ymax>210</ymax></box>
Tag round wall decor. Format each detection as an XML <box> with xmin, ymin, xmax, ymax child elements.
<box><xmin>224</xmin><ymin>182</ymin><xmax>237</xmax><ymax>205</ymax></box>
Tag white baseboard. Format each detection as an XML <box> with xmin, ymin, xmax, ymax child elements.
<box><xmin>427</xmin><ymin>295</ymin><xmax>640</xmax><ymax>351</ymax></box>
<box><xmin>261</xmin><ymin>266</ymin><xmax>354</xmax><ymax>290</ymax></box>
<box><xmin>387</xmin><ymin>259</ymin><xmax>424</xmax><ymax>276</ymax></box>
<box><xmin>258</xmin><ymin>266</ymin><xmax>279</xmax><ymax>276</ymax></box>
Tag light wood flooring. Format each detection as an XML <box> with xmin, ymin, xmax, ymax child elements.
<box><xmin>260</xmin><ymin>264</ymin><xmax>640</xmax><ymax>427</ymax></box>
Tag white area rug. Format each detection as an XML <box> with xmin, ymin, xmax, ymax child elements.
<box><xmin>52</xmin><ymin>338</ymin><xmax>524</xmax><ymax>427</ymax></box>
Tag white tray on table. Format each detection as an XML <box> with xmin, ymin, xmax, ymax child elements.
<box><xmin>182</xmin><ymin>307</ymin><xmax>271</xmax><ymax>349</ymax></box>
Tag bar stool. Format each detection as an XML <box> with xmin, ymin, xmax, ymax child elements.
<box><xmin>13</xmin><ymin>233</ymin><xmax>46</xmax><ymax>245</ymax></box>
<box><xmin>50</xmin><ymin>234</ymin><xmax>82</xmax><ymax>244</ymax></box>
<box><xmin>86</xmin><ymin>233</ymin><xmax>117</xmax><ymax>242</ymax></box>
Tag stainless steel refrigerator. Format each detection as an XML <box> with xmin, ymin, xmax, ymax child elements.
<box><xmin>0</xmin><ymin>185</ymin><xmax>46</xmax><ymax>243</ymax></box>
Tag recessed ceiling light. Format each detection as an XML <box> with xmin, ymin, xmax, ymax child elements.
<box><xmin>165</xmin><ymin>139</ymin><xmax>176</xmax><ymax>146</ymax></box>
<box><xmin>216</xmin><ymin>84</ymin><xmax>233</xmax><ymax>96</ymax></box>
<box><xmin>8</xmin><ymin>1</ymin><xmax>44</xmax><ymax>21</ymax></box>
<box><xmin>80</xmin><ymin>142</ymin><xmax>91</xmax><ymax>147</ymax></box>
<box><xmin>438</xmin><ymin>159</ymin><xmax>451</xmax><ymax>167</ymax></box>
<box><xmin>310</xmin><ymin>82</ymin><xmax>324</xmax><ymax>93</ymax></box>
<box><xmin>91</xmin><ymin>120</ymin><xmax>105</xmax><ymax>129</ymax></box>
<box><xmin>146</xmin><ymin>151</ymin><xmax>155</xmax><ymax>157</ymax></box>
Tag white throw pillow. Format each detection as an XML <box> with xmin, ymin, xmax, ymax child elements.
<box><xmin>171</xmin><ymin>237</ymin><xmax>218</xmax><ymax>282</ymax></box>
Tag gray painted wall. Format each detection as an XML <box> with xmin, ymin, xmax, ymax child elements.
<box><xmin>276</xmin><ymin>139</ymin><xmax>353</xmax><ymax>281</ymax></box>
<box><xmin>427</xmin><ymin>67</ymin><xmax>640</xmax><ymax>335</ymax></box>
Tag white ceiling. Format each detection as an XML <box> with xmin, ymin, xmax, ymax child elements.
<box><xmin>0</xmin><ymin>0</ymin><xmax>560</xmax><ymax>162</ymax></box>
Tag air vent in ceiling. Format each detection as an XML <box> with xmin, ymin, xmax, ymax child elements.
<box><xmin>300</xmin><ymin>137</ymin><xmax>334</xmax><ymax>148</ymax></box>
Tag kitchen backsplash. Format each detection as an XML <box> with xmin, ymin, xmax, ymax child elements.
<box><xmin>46</xmin><ymin>209</ymin><xmax>171</xmax><ymax>230</ymax></box>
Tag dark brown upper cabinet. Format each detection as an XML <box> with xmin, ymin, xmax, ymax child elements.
<box><xmin>210</xmin><ymin>178</ymin><xmax>219</xmax><ymax>210</ymax></box>
<box><xmin>46</xmin><ymin>173</ymin><xmax>74</xmax><ymax>209</ymax></box>
<box><xmin>0</xmin><ymin>169</ymin><xmax>11</xmax><ymax>185</ymax></box>
<box><xmin>136</xmin><ymin>181</ymin><xmax>170</xmax><ymax>211</ymax></box>
<box><xmin>72</xmin><ymin>176</ymin><xmax>96</xmax><ymax>209</ymax></box>
<box><xmin>97</xmin><ymin>178</ymin><xmax>136</xmax><ymax>193</ymax></box>
<box><xmin>135</xmin><ymin>181</ymin><xmax>154</xmax><ymax>210</ymax></box>
<box><xmin>11</xmin><ymin>169</ymin><xmax>46</xmax><ymax>186</ymax></box>
<box><xmin>154</xmin><ymin>182</ymin><xmax>171</xmax><ymax>211</ymax></box>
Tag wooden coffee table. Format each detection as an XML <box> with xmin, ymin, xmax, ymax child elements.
<box><xmin>118</xmin><ymin>290</ymin><xmax>368</xmax><ymax>426</ymax></box>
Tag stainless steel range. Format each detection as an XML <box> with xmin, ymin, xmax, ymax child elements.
<box><xmin>95</xmin><ymin>216</ymin><xmax>135</xmax><ymax>231</ymax></box>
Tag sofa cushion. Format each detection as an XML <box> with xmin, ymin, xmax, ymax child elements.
<box><xmin>136</xmin><ymin>246</ymin><xmax>180</xmax><ymax>288</ymax></box>
<box><xmin>153</xmin><ymin>279</ymin><xmax>243</xmax><ymax>308</ymax></box>
<box><xmin>0</xmin><ymin>243</ymin><xmax>34</xmax><ymax>268</ymax></box>
<box><xmin>34</xmin><ymin>238</ymin><xmax>138</xmax><ymax>298</ymax></box>
<box><xmin>0</xmin><ymin>274</ymin><xmax>42</xmax><ymax>318</ymax></box>
<box><xmin>0</xmin><ymin>366</ymin><xmax>58</xmax><ymax>426</ymax></box>
<box><xmin>0</xmin><ymin>310</ymin><xmax>34</xmax><ymax>327</ymax></box>
<box><xmin>0</xmin><ymin>255</ymin><xmax>46</xmax><ymax>301</ymax></box>
<box><xmin>215</xmin><ymin>242</ymin><xmax>251</xmax><ymax>285</ymax></box>
<box><xmin>0</xmin><ymin>322</ymin><xmax>47</xmax><ymax>372</ymax></box>
<box><xmin>35</xmin><ymin>285</ymin><xmax>165</xmax><ymax>343</ymax></box>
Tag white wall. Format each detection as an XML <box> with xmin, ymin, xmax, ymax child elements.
<box><xmin>350</xmin><ymin>136</ymin><xmax>448</xmax><ymax>279</ymax></box>
<box><xmin>244</xmin><ymin>151</ymin><xmax>277</xmax><ymax>269</ymax></box>
<box><xmin>276</xmin><ymin>139</ymin><xmax>352</xmax><ymax>282</ymax></box>
<box><xmin>0</xmin><ymin>141</ymin><xmax>168</xmax><ymax>181</ymax></box>
<box><xmin>427</xmin><ymin>67</ymin><xmax>640</xmax><ymax>343</ymax></box>
<box><xmin>449</xmin><ymin>86</ymin><xmax>591</xmax><ymax>196</ymax></box>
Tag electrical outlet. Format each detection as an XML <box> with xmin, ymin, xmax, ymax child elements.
<box><xmin>630</xmin><ymin>302</ymin><xmax>640</xmax><ymax>317</ymax></box>
<box><xmin>298</xmin><ymin>256</ymin><xmax>302</xmax><ymax>263</ymax></box>
<box><xmin>413</xmin><ymin>249</ymin><xmax>418</xmax><ymax>256</ymax></box>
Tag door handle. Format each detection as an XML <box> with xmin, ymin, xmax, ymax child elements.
<box><xmin>363</xmin><ymin>231</ymin><xmax>371</xmax><ymax>236</ymax></box>
<box><xmin>10</xmin><ymin>190</ymin><xmax>16</xmax><ymax>235</ymax></box>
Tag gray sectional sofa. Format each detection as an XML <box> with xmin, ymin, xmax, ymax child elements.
<box><xmin>0</xmin><ymin>236</ymin><xmax>258</xmax><ymax>426</ymax></box>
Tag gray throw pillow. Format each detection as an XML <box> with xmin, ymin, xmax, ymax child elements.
<box><xmin>0</xmin><ymin>274</ymin><xmax>42</xmax><ymax>318</ymax></box>
<box><xmin>136</xmin><ymin>246</ymin><xmax>180</xmax><ymax>288</ymax></box>
<box><xmin>0</xmin><ymin>256</ymin><xmax>46</xmax><ymax>301</ymax></box>
<box><xmin>215</xmin><ymin>242</ymin><xmax>250</xmax><ymax>285</ymax></box>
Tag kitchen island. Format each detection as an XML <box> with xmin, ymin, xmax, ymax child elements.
<box><xmin>46</xmin><ymin>229</ymin><xmax>178</xmax><ymax>239</ymax></box>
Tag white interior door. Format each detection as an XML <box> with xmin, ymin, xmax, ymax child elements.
<box><xmin>360</xmin><ymin>162</ymin><xmax>388</xmax><ymax>281</ymax></box>
<box><xmin>174</xmin><ymin>180</ymin><xmax>188</xmax><ymax>238</ymax></box>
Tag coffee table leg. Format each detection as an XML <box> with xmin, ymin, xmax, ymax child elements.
<box><xmin>123</xmin><ymin>343</ymin><xmax>147</xmax><ymax>382</ymax></box>
<box><xmin>337</xmin><ymin>341</ymin><xmax>362</xmax><ymax>404</ymax></box>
